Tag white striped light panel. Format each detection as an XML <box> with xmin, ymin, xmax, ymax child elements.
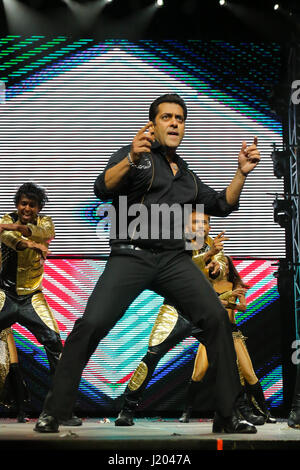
<box><xmin>0</xmin><ymin>42</ymin><xmax>284</xmax><ymax>257</ymax></box>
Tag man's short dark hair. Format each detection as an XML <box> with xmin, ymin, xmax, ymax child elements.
<box><xmin>149</xmin><ymin>94</ymin><xmax>188</xmax><ymax>122</ymax></box>
<box><xmin>14</xmin><ymin>182</ymin><xmax>49</xmax><ymax>210</ymax></box>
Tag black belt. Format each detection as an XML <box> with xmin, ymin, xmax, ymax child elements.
<box><xmin>112</xmin><ymin>244</ymin><xmax>164</xmax><ymax>253</ymax></box>
<box><xmin>113</xmin><ymin>244</ymin><xmax>143</xmax><ymax>251</ymax></box>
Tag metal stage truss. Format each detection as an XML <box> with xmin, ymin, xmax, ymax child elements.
<box><xmin>288</xmin><ymin>44</ymin><xmax>300</xmax><ymax>343</ymax></box>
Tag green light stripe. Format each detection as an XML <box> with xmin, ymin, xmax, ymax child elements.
<box><xmin>9</xmin><ymin>41</ymin><xmax>93</xmax><ymax>77</ymax></box>
<box><xmin>235</xmin><ymin>286</ymin><xmax>279</xmax><ymax>323</ymax></box>
<box><xmin>13</xmin><ymin>331</ymin><xmax>37</xmax><ymax>354</ymax></box>
<box><xmin>0</xmin><ymin>37</ymin><xmax>43</xmax><ymax>57</ymax></box>
<box><xmin>0</xmin><ymin>36</ymin><xmax>21</xmax><ymax>45</ymax></box>
<box><xmin>260</xmin><ymin>365</ymin><xmax>282</xmax><ymax>388</ymax></box>
<box><xmin>0</xmin><ymin>37</ymin><xmax>68</xmax><ymax>71</ymax></box>
<box><xmin>0</xmin><ymin>38</ymin><xmax>93</xmax><ymax>82</ymax></box>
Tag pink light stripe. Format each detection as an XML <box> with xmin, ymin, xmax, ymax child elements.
<box><xmin>246</xmin><ymin>279</ymin><xmax>278</xmax><ymax>305</ymax></box>
<box><xmin>83</xmin><ymin>361</ymin><xmax>113</xmax><ymax>384</ymax></box>
<box><xmin>243</xmin><ymin>266</ymin><xmax>276</xmax><ymax>286</ymax></box>
<box><xmin>235</xmin><ymin>260</ymin><xmax>263</xmax><ymax>278</ymax></box>
<box><xmin>44</xmin><ymin>292</ymin><xmax>78</xmax><ymax>323</ymax></box>
<box><xmin>238</xmin><ymin>267</ymin><xmax>274</xmax><ymax>288</ymax></box>
<box><xmin>12</xmin><ymin>324</ymin><xmax>41</xmax><ymax>346</ymax></box>
<box><xmin>43</xmin><ymin>278</ymin><xmax>84</xmax><ymax>311</ymax></box>
<box><xmin>53</xmin><ymin>260</ymin><xmax>100</xmax><ymax>290</ymax></box>
<box><xmin>264</xmin><ymin>380</ymin><xmax>283</xmax><ymax>399</ymax></box>
<box><xmin>47</xmin><ymin>260</ymin><xmax>94</xmax><ymax>291</ymax></box>
<box><xmin>45</xmin><ymin>264</ymin><xmax>89</xmax><ymax>301</ymax></box>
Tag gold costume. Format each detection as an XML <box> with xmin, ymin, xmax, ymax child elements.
<box><xmin>148</xmin><ymin>304</ymin><xmax>179</xmax><ymax>348</ymax></box>
<box><xmin>0</xmin><ymin>212</ymin><xmax>62</xmax><ymax>375</ymax></box>
<box><xmin>192</xmin><ymin>235</ymin><xmax>227</xmax><ymax>281</ymax></box>
<box><xmin>0</xmin><ymin>213</ymin><xmax>55</xmax><ymax>296</ymax></box>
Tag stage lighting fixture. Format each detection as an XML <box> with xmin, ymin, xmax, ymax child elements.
<box><xmin>156</xmin><ymin>0</ymin><xmax>164</xmax><ymax>7</ymax></box>
<box><xmin>274</xmin><ymin>3</ymin><xmax>279</xmax><ymax>10</ymax></box>
<box><xmin>219</xmin><ymin>0</ymin><xmax>226</xmax><ymax>5</ymax></box>
<box><xmin>271</xmin><ymin>149</ymin><xmax>290</xmax><ymax>178</ymax></box>
<box><xmin>273</xmin><ymin>197</ymin><xmax>295</xmax><ymax>229</ymax></box>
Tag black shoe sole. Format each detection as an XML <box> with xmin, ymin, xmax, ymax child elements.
<box><xmin>115</xmin><ymin>418</ymin><xmax>134</xmax><ymax>426</ymax></box>
<box><xmin>213</xmin><ymin>426</ymin><xmax>257</xmax><ymax>434</ymax></box>
<box><xmin>59</xmin><ymin>420</ymin><xmax>82</xmax><ymax>426</ymax></box>
<box><xmin>213</xmin><ymin>420</ymin><xmax>257</xmax><ymax>434</ymax></box>
<box><xmin>34</xmin><ymin>425</ymin><xmax>59</xmax><ymax>433</ymax></box>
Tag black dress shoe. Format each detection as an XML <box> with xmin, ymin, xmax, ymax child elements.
<box><xmin>59</xmin><ymin>415</ymin><xmax>82</xmax><ymax>426</ymax></box>
<box><xmin>239</xmin><ymin>407</ymin><xmax>265</xmax><ymax>426</ymax></box>
<box><xmin>179</xmin><ymin>412</ymin><xmax>190</xmax><ymax>423</ymax></box>
<box><xmin>212</xmin><ymin>410</ymin><xmax>257</xmax><ymax>434</ymax></box>
<box><xmin>264</xmin><ymin>412</ymin><xmax>277</xmax><ymax>424</ymax></box>
<box><xmin>179</xmin><ymin>406</ymin><xmax>193</xmax><ymax>423</ymax></box>
<box><xmin>34</xmin><ymin>413</ymin><xmax>59</xmax><ymax>433</ymax></box>
<box><xmin>237</xmin><ymin>393</ymin><xmax>265</xmax><ymax>426</ymax></box>
<box><xmin>115</xmin><ymin>410</ymin><xmax>134</xmax><ymax>426</ymax></box>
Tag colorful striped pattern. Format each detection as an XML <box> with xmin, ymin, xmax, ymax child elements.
<box><xmin>11</xmin><ymin>258</ymin><xmax>281</xmax><ymax>408</ymax></box>
<box><xmin>0</xmin><ymin>37</ymin><xmax>284</xmax><ymax>411</ymax></box>
<box><xmin>0</xmin><ymin>37</ymin><xmax>284</xmax><ymax>257</ymax></box>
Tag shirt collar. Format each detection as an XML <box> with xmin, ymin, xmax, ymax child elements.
<box><xmin>151</xmin><ymin>140</ymin><xmax>188</xmax><ymax>170</ymax></box>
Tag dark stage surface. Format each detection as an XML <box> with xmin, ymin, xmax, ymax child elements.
<box><xmin>1</xmin><ymin>418</ymin><xmax>300</xmax><ymax>456</ymax></box>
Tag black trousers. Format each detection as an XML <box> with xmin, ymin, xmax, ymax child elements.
<box><xmin>44</xmin><ymin>248</ymin><xmax>241</xmax><ymax>420</ymax></box>
<box><xmin>0</xmin><ymin>290</ymin><xmax>63</xmax><ymax>374</ymax></box>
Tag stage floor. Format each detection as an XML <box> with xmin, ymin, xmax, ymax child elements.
<box><xmin>1</xmin><ymin>418</ymin><xmax>300</xmax><ymax>455</ymax></box>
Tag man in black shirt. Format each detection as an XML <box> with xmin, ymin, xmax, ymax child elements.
<box><xmin>35</xmin><ymin>93</ymin><xmax>261</xmax><ymax>434</ymax></box>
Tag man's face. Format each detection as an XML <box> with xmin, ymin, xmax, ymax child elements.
<box><xmin>190</xmin><ymin>213</ymin><xmax>211</xmax><ymax>240</ymax></box>
<box><xmin>153</xmin><ymin>102</ymin><xmax>185</xmax><ymax>149</ymax></box>
<box><xmin>16</xmin><ymin>194</ymin><xmax>40</xmax><ymax>224</ymax></box>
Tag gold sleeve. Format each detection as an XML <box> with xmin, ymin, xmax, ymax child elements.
<box><xmin>213</xmin><ymin>250</ymin><xmax>227</xmax><ymax>281</ymax></box>
<box><xmin>0</xmin><ymin>214</ymin><xmax>23</xmax><ymax>250</ymax></box>
<box><xmin>192</xmin><ymin>251</ymin><xmax>207</xmax><ymax>271</ymax></box>
<box><xmin>192</xmin><ymin>246</ymin><xmax>227</xmax><ymax>282</ymax></box>
<box><xmin>219</xmin><ymin>290</ymin><xmax>237</xmax><ymax>309</ymax></box>
<box><xmin>27</xmin><ymin>216</ymin><xmax>55</xmax><ymax>243</ymax></box>
<box><xmin>219</xmin><ymin>290</ymin><xmax>234</xmax><ymax>301</ymax></box>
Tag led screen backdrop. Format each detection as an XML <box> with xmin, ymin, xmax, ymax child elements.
<box><xmin>0</xmin><ymin>37</ymin><xmax>284</xmax><ymax>416</ymax></box>
<box><xmin>0</xmin><ymin>38</ymin><xmax>284</xmax><ymax>256</ymax></box>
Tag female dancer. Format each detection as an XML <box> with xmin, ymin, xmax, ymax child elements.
<box><xmin>180</xmin><ymin>255</ymin><xmax>276</xmax><ymax>425</ymax></box>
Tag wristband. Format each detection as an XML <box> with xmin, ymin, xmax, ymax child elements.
<box><xmin>127</xmin><ymin>152</ymin><xmax>138</xmax><ymax>168</ymax></box>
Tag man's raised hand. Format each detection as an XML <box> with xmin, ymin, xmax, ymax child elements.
<box><xmin>130</xmin><ymin>122</ymin><xmax>155</xmax><ymax>163</ymax></box>
<box><xmin>238</xmin><ymin>136</ymin><xmax>261</xmax><ymax>176</ymax></box>
<box><xmin>207</xmin><ymin>260</ymin><xmax>220</xmax><ymax>276</ymax></box>
<box><xmin>211</xmin><ymin>231</ymin><xmax>229</xmax><ymax>255</ymax></box>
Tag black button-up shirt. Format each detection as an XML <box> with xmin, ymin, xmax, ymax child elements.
<box><xmin>94</xmin><ymin>141</ymin><xmax>238</xmax><ymax>251</ymax></box>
